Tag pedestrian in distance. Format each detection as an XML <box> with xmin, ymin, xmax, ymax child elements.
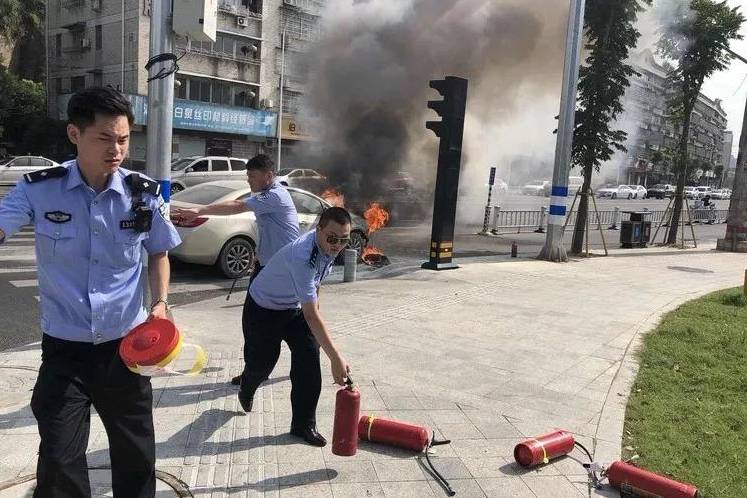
<box><xmin>0</xmin><ymin>87</ymin><xmax>182</xmax><ymax>498</ymax></box>
<box><xmin>171</xmin><ymin>154</ymin><xmax>300</xmax><ymax>386</ymax></box>
<box><xmin>237</xmin><ymin>206</ymin><xmax>354</xmax><ymax>447</ymax></box>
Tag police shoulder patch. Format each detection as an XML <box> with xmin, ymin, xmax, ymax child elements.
<box><xmin>44</xmin><ymin>211</ymin><xmax>72</xmax><ymax>223</ymax></box>
<box><xmin>25</xmin><ymin>166</ymin><xmax>68</xmax><ymax>183</ymax></box>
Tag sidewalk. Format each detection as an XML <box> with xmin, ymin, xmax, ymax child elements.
<box><xmin>1</xmin><ymin>244</ymin><xmax>744</xmax><ymax>497</ymax></box>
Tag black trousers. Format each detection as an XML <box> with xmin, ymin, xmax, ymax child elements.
<box><xmin>240</xmin><ymin>295</ymin><xmax>321</xmax><ymax>429</ymax></box>
<box><xmin>30</xmin><ymin>334</ymin><xmax>156</xmax><ymax>498</ymax></box>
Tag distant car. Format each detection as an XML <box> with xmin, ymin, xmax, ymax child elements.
<box><xmin>646</xmin><ymin>184</ymin><xmax>675</xmax><ymax>199</ymax></box>
<box><xmin>712</xmin><ymin>188</ymin><xmax>731</xmax><ymax>200</ymax></box>
<box><xmin>522</xmin><ymin>180</ymin><xmax>550</xmax><ymax>196</ymax></box>
<box><xmin>169</xmin><ymin>181</ymin><xmax>369</xmax><ymax>278</ymax></box>
<box><xmin>383</xmin><ymin>170</ymin><xmax>416</xmax><ymax>194</ymax></box>
<box><xmin>597</xmin><ymin>184</ymin><xmax>634</xmax><ymax>199</ymax></box>
<box><xmin>169</xmin><ymin>156</ymin><xmax>249</xmax><ymax>194</ymax></box>
<box><xmin>275</xmin><ymin>168</ymin><xmax>327</xmax><ymax>192</ymax></box>
<box><xmin>629</xmin><ymin>185</ymin><xmax>648</xmax><ymax>199</ymax></box>
<box><xmin>684</xmin><ymin>186</ymin><xmax>698</xmax><ymax>199</ymax></box>
<box><xmin>693</xmin><ymin>186</ymin><xmax>713</xmax><ymax>199</ymax></box>
<box><xmin>0</xmin><ymin>156</ymin><xmax>60</xmax><ymax>186</ymax></box>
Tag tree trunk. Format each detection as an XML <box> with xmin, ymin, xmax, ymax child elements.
<box><xmin>667</xmin><ymin>105</ymin><xmax>695</xmax><ymax>244</ymax></box>
<box><xmin>570</xmin><ymin>165</ymin><xmax>593</xmax><ymax>254</ymax></box>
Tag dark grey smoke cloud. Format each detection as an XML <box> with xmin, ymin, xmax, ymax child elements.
<box><xmin>288</xmin><ymin>0</ymin><xmax>570</xmax><ymax>212</ymax></box>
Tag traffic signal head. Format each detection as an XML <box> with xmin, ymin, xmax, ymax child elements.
<box><xmin>425</xmin><ymin>76</ymin><xmax>468</xmax><ymax>139</ymax></box>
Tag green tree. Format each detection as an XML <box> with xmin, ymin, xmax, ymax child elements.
<box><xmin>570</xmin><ymin>0</ymin><xmax>651</xmax><ymax>255</ymax></box>
<box><xmin>0</xmin><ymin>0</ymin><xmax>44</xmax><ymax>43</ymax></box>
<box><xmin>659</xmin><ymin>0</ymin><xmax>743</xmax><ymax>244</ymax></box>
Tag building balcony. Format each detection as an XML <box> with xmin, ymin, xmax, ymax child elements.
<box><xmin>283</xmin><ymin>0</ymin><xmax>324</xmax><ymax>16</ymax></box>
<box><xmin>61</xmin><ymin>0</ymin><xmax>85</xmax><ymax>9</ymax></box>
<box><xmin>218</xmin><ymin>0</ymin><xmax>262</xmax><ymax>19</ymax></box>
<box><xmin>183</xmin><ymin>45</ymin><xmax>261</xmax><ymax>67</ymax></box>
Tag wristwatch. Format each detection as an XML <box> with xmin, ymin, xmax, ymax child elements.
<box><xmin>150</xmin><ymin>298</ymin><xmax>170</xmax><ymax>311</ymax></box>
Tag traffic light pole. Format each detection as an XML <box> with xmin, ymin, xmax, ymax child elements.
<box><xmin>423</xmin><ymin>76</ymin><xmax>469</xmax><ymax>271</ymax></box>
<box><xmin>537</xmin><ymin>0</ymin><xmax>586</xmax><ymax>262</ymax></box>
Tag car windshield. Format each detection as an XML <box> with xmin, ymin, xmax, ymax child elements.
<box><xmin>171</xmin><ymin>185</ymin><xmax>235</xmax><ymax>205</ymax></box>
<box><xmin>651</xmin><ymin>185</ymin><xmax>664</xmax><ymax>189</ymax></box>
<box><xmin>171</xmin><ymin>158</ymin><xmax>196</xmax><ymax>171</ymax></box>
<box><xmin>277</xmin><ymin>168</ymin><xmax>295</xmax><ymax>176</ymax></box>
<box><xmin>0</xmin><ymin>157</ymin><xmax>14</xmax><ymax>166</ymax></box>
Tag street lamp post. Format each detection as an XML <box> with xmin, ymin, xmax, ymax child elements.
<box><xmin>276</xmin><ymin>26</ymin><xmax>286</xmax><ymax>171</ymax></box>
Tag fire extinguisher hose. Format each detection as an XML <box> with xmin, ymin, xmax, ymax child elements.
<box><xmin>424</xmin><ymin>435</ymin><xmax>455</xmax><ymax>496</ymax></box>
<box><xmin>574</xmin><ymin>441</ymin><xmax>593</xmax><ymax>462</ymax></box>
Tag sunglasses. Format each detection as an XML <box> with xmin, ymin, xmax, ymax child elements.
<box><xmin>326</xmin><ymin>234</ymin><xmax>351</xmax><ymax>245</ymax></box>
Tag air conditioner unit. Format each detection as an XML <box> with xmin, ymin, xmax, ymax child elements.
<box><xmin>80</xmin><ymin>38</ymin><xmax>91</xmax><ymax>49</ymax></box>
<box><xmin>237</xmin><ymin>16</ymin><xmax>247</xmax><ymax>27</ymax></box>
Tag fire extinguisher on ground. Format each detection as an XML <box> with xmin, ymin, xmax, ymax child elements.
<box><xmin>332</xmin><ymin>376</ymin><xmax>360</xmax><ymax>456</ymax></box>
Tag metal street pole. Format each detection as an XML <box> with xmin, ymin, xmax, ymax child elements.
<box><xmin>717</xmin><ymin>93</ymin><xmax>747</xmax><ymax>252</ymax></box>
<box><xmin>277</xmin><ymin>27</ymin><xmax>286</xmax><ymax>171</ymax></box>
<box><xmin>537</xmin><ymin>0</ymin><xmax>586</xmax><ymax>262</ymax></box>
<box><xmin>121</xmin><ymin>0</ymin><xmax>125</xmax><ymax>91</ymax></box>
<box><xmin>145</xmin><ymin>0</ymin><xmax>175</xmax><ymax>198</ymax></box>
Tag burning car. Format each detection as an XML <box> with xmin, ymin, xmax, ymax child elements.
<box><xmin>170</xmin><ymin>181</ymin><xmax>369</xmax><ymax>278</ymax></box>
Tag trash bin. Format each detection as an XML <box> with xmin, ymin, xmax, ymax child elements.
<box><xmin>620</xmin><ymin>211</ymin><xmax>652</xmax><ymax>248</ymax></box>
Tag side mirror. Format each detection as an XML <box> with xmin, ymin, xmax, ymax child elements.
<box><xmin>185</xmin><ymin>167</ymin><xmax>194</xmax><ymax>173</ymax></box>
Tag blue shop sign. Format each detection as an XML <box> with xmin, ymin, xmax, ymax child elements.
<box><xmin>127</xmin><ymin>94</ymin><xmax>277</xmax><ymax>137</ymax></box>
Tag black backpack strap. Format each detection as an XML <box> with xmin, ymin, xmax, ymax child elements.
<box><xmin>124</xmin><ymin>173</ymin><xmax>161</xmax><ymax>197</ymax></box>
<box><xmin>307</xmin><ymin>244</ymin><xmax>319</xmax><ymax>268</ymax></box>
<box><xmin>24</xmin><ymin>166</ymin><xmax>68</xmax><ymax>184</ymax></box>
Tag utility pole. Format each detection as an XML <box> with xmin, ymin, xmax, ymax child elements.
<box><xmin>537</xmin><ymin>0</ymin><xmax>586</xmax><ymax>262</ymax></box>
<box><xmin>145</xmin><ymin>0</ymin><xmax>175</xmax><ymax>201</ymax></box>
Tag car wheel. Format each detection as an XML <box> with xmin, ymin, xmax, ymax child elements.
<box><xmin>218</xmin><ymin>237</ymin><xmax>256</xmax><ymax>279</ymax></box>
<box><xmin>612</xmin><ymin>193</ymin><xmax>617</xmax><ymax>199</ymax></box>
<box><xmin>334</xmin><ymin>230</ymin><xmax>367</xmax><ymax>265</ymax></box>
<box><xmin>627</xmin><ymin>193</ymin><xmax>632</xmax><ymax>199</ymax></box>
<box><xmin>170</xmin><ymin>183</ymin><xmax>184</xmax><ymax>195</ymax></box>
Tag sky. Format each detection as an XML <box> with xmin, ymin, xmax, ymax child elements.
<box><xmin>700</xmin><ymin>0</ymin><xmax>747</xmax><ymax>155</ymax></box>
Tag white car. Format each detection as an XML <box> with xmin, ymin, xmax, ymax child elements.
<box><xmin>684</xmin><ymin>186</ymin><xmax>698</xmax><ymax>199</ymax></box>
<box><xmin>597</xmin><ymin>185</ymin><xmax>634</xmax><ymax>199</ymax></box>
<box><xmin>629</xmin><ymin>185</ymin><xmax>647</xmax><ymax>199</ymax></box>
<box><xmin>522</xmin><ymin>180</ymin><xmax>549</xmax><ymax>196</ymax></box>
<box><xmin>169</xmin><ymin>181</ymin><xmax>369</xmax><ymax>278</ymax></box>
<box><xmin>693</xmin><ymin>186</ymin><xmax>713</xmax><ymax>199</ymax></box>
<box><xmin>713</xmin><ymin>189</ymin><xmax>731</xmax><ymax>200</ymax></box>
<box><xmin>169</xmin><ymin>156</ymin><xmax>249</xmax><ymax>194</ymax></box>
<box><xmin>276</xmin><ymin>168</ymin><xmax>327</xmax><ymax>192</ymax></box>
<box><xmin>0</xmin><ymin>156</ymin><xmax>60</xmax><ymax>186</ymax></box>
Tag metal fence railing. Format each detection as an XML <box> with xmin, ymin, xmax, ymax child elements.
<box><xmin>484</xmin><ymin>206</ymin><xmax>729</xmax><ymax>234</ymax></box>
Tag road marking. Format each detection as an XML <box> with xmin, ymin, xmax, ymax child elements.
<box><xmin>9</xmin><ymin>279</ymin><xmax>38</xmax><ymax>288</ymax></box>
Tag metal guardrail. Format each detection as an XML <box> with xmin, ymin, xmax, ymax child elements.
<box><xmin>484</xmin><ymin>206</ymin><xmax>729</xmax><ymax>234</ymax></box>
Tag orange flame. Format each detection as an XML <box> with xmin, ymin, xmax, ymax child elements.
<box><xmin>321</xmin><ymin>188</ymin><xmax>345</xmax><ymax>208</ymax></box>
<box><xmin>362</xmin><ymin>246</ymin><xmax>384</xmax><ymax>259</ymax></box>
<box><xmin>364</xmin><ymin>202</ymin><xmax>390</xmax><ymax>233</ymax></box>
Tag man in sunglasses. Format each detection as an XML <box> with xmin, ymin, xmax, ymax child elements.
<box><xmin>171</xmin><ymin>154</ymin><xmax>299</xmax><ymax>386</ymax></box>
<box><xmin>237</xmin><ymin>206</ymin><xmax>353</xmax><ymax>447</ymax></box>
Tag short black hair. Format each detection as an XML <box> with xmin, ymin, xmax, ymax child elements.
<box><xmin>246</xmin><ymin>154</ymin><xmax>275</xmax><ymax>172</ymax></box>
<box><xmin>67</xmin><ymin>87</ymin><xmax>134</xmax><ymax>131</ymax></box>
<box><xmin>318</xmin><ymin>207</ymin><xmax>352</xmax><ymax>229</ymax></box>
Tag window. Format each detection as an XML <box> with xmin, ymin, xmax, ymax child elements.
<box><xmin>190</xmin><ymin>160</ymin><xmax>209</xmax><ymax>172</ymax></box>
<box><xmin>199</xmin><ymin>80</ymin><xmax>210</xmax><ymax>102</ymax></box>
<box><xmin>71</xmin><ymin>76</ymin><xmax>86</xmax><ymax>92</ymax></box>
<box><xmin>93</xmin><ymin>72</ymin><xmax>102</xmax><ymax>86</ymax></box>
<box><xmin>214</xmin><ymin>83</ymin><xmax>231</xmax><ymax>105</ymax></box>
<box><xmin>95</xmin><ymin>25</ymin><xmax>102</xmax><ymax>50</ymax></box>
<box><xmin>230</xmin><ymin>159</ymin><xmax>246</xmax><ymax>171</ymax></box>
<box><xmin>211</xmin><ymin>159</ymin><xmax>229</xmax><ymax>172</ymax></box>
<box><xmin>55</xmin><ymin>34</ymin><xmax>62</xmax><ymax>56</ymax></box>
<box><xmin>290</xmin><ymin>191</ymin><xmax>324</xmax><ymax>215</ymax></box>
<box><xmin>55</xmin><ymin>78</ymin><xmax>63</xmax><ymax>95</ymax></box>
<box><xmin>9</xmin><ymin>157</ymin><xmax>30</xmax><ymax>167</ymax></box>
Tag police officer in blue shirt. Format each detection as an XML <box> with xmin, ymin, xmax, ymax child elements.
<box><xmin>239</xmin><ymin>207</ymin><xmax>353</xmax><ymax>447</ymax></box>
<box><xmin>0</xmin><ymin>87</ymin><xmax>181</xmax><ymax>498</ymax></box>
<box><xmin>171</xmin><ymin>154</ymin><xmax>299</xmax><ymax>386</ymax></box>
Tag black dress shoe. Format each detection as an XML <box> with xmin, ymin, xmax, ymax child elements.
<box><xmin>230</xmin><ymin>375</ymin><xmax>241</xmax><ymax>386</ymax></box>
<box><xmin>238</xmin><ymin>389</ymin><xmax>254</xmax><ymax>412</ymax></box>
<box><xmin>290</xmin><ymin>425</ymin><xmax>327</xmax><ymax>447</ymax></box>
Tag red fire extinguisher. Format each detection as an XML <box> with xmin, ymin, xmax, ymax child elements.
<box><xmin>606</xmin><ymin>461</ymin><xmax>698</xmax><ymax>498</ymax></box>
<box><xmin>359</xmin><ymin>415</ymin><xmax>455</xmax><ymax>496</ymax></box>
<box><xmin>332</xmin><ymin>376</ymin><xmax>360</xmax><ymax>456</ymax></box>
<box><xmin>513</xmin><ymin>430</ymin><xmax>576</xmax><ymax>467</ymax></box>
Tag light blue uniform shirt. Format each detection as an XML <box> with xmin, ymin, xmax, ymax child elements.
<box><xmin>244</xmin><ymin>181</ymin><xmax>299</xmax><ymax>266</ymax></box>
<box><xmin>0</xmin><ymin>161</ymin><xmax>181</xmax><ymax>344</ymax></box>
<box><xmin>250</xmin><ymin>230</ymin><xmax>333</xmax><ymax>310</ymax></box>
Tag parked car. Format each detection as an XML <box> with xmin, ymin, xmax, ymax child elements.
<box><xmin>597</xmin><ymin>184</ymin><xmax>634</xmax><ymax>199</ymax></box>
<box><xmin>169</xmin><ymin>181</ymin><xmax>369</xmax><ymax>278</ymax></box>
<box><xmin>712</xmin><ymin>188</ymin><xmax>731</xmax><ymax>200</ymax></box>
<box><xmin>684</xmin><ymin>186</ymin><xmax>698</xmax><ymax>199</ymax></box>
<box><xmin>543</xmin><ymin>176</ymin><xmax>583</xmax><ymax>197</ymax></box>
<box><xmin>383</xmin><ymin>170</ymin><xmax>416</xmax><ymax>194</ymax></box>
<box><xmin>629</xmin><ymin>185</ymin><xmax>648</xmax><ymax>199</ymax></box>
<box><xmin>693</xmin><ymin>186</ymin><xmax>713</xmax><ymax>199</ymax></box>
<box><xmin>522</xmin><ymin>180</ymin><xmax>550</xmax><ymax>196</ymax></box>
<box><xmin>646</xmin><ymin>184</ymin><xmax>675</xmax><ymax>199</ymax></box>
<box><xmin>0</xmin><ymin>156</ymin><xmax>60</xmax><ymax>186</ymax></box>
<box><xmin>169</xmin><ymin>156</ymin><xmax>248</xmax><ymax>194</ymax></box>
<box><xmin>276</xmin><ymin>168</ymin><xmax>328</xmax><ymax>193</ymax></box>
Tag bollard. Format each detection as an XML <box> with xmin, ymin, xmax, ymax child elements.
<box><xmin>343</xmin><ymin>249</ymin><xmax>358</xmax><ymax>282</ymax></box>
<box><xmin>490</xmin><ymin>205</ymin><xmax>501</xmax><ymax>233</ymax></box>
<box><xmin>534</xmin><ymin>206</ymin><xmax>546</xmax><ymax>233</ymax></box>
<box><xmin>482</xmin><ymin>205</ymin><xmax>494</xmax><ymax>234</ymax></box>
<box><xmin>609</xmin><ymin>206</ymin><xmax>621</xmax><ymax>230</ymax></box>
<box><xmin>511</xmin><ymin>241</ymin><xmax>518</xmax><ymax>258</ymax></box>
